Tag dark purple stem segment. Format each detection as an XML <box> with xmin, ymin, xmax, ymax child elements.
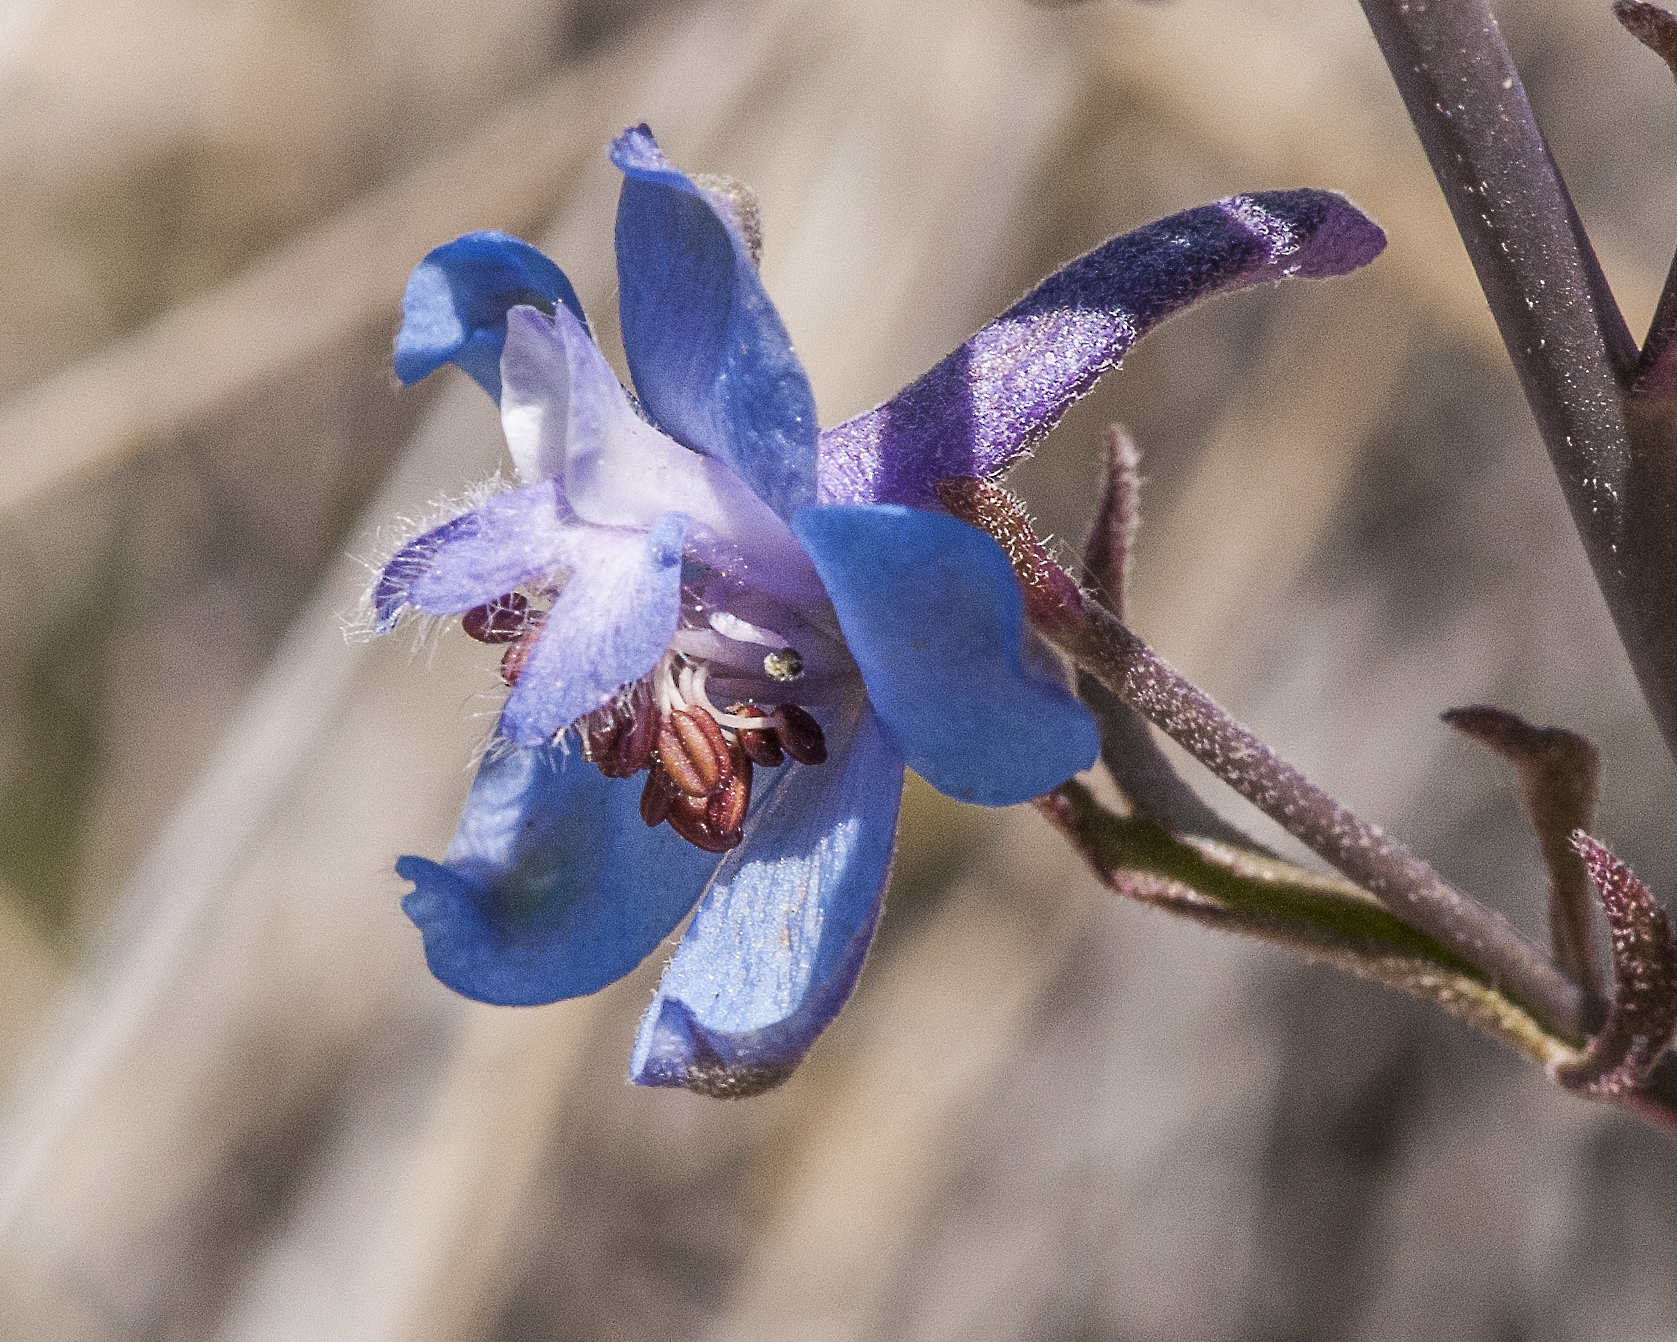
<box><xmin>1615</xmin><ymin>0</ymin><xmax>1677</xmax><ymax>80</ymax></box>
<box><xmin>1442</xmin><ymin>705</ymin><xmax>1605</xmax><ymax>1000</ymax></box>
<box><xmin>1082</xmin><ymin>425</ymin><xmax>1141</xmax><ymax>625</ymax></box>
<box><xmin>1076</xmin><ymin>441</ymin><xmax>1256</xmax><ymax>846</ymax></box>
<box><xmin>1358</xmin><ymin>0</ymin><xmax>1677</xmax><ymax>770</ymax></box>
<box><xmin>1554</xmin><ymin>834</ymin><xmax>1677</xmax><ymax>1094</ymax></box>
<box><xmin>1072</xmin><ymin>607</ymin><xmax>1586</xmax><ymax>1040</ymax></box>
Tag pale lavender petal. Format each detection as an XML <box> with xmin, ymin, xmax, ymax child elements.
<box><xmin>499</xmin><ymin>304</ymin><xmax>827</xmax><ymax>610</ymax></box>
<box><xmin>374</xmin><ymin>480</ymin><xmax>583</xmax><ymax>629</ymax></box>
<box><xmin>500</xmin><ymin>511</ymin><xmax>688</xmax><ymax>745</ymax></box>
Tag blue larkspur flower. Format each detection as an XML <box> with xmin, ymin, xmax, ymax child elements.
<box><xmin>374</xmin><ymin>124</ymin><xmax>1386</xmax><ymax>1097</ymax></box>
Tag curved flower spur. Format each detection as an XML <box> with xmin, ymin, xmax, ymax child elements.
<box><xmin>372</xmin><ymin>124</ymin><xmax>1386</xmax><ymax>1097</ymax></box>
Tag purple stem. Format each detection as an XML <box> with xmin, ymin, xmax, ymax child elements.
<box><xmin>1358</xmin><ymin>0</ymin><xmax>1677</xmax><ymax>770</ymax></box>
<box><xmin>1068</xmin><ymin>603</ymin><xmax>1589</xmax><ymax>1042</ymax></box>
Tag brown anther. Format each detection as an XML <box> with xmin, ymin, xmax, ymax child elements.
<box><xmin>585</xmin><ymin>685</ymin><xmax>658</xmax><ymax>778</ymax></box>
<box><xmin>706</xmin><ymin>741</ymin><xmax>753</xmax><ymax>839</ymax></box>
<box><xmin>666</xmin><ymin>793</ymin><xmax>743</xmax><ymax>853</ymax></box>
<box><xmin>580</xmin><ymin>706</ymin><xmax>622</xmax><ymax>765</ymax></box>
<box><xmin>639</xmin><ymin>763</ymin><xmax>680</xmax><ymax>827</ymax></box>
<box><xmin>499</xmin><ymin>629</ymin><xmax>540</xmax><ymax>686</ymax></box>
<box><xmin>771</xmin><ymin>703</ymin><xmax>827</xmax><ymax>765</ymax></box>
<box><xmin>462</xmin><ymin>592</ymin><xmax>534</xmax><ymax>644</ymax></box>
<box><xmin>659</xmin><ymin>707</ymin><xmax>732</xmax><ymax>797</ymax></box>
<box><xmin>731</xmin><ymin>704</ymin><xmax>785</xmax><ymax>767</ymax></box>
<box><xmin>612</xmin><ymin>690</ymin><xmax>660</xmax><ymax>775</ymax></box>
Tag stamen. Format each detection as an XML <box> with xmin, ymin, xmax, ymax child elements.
<box><xmin>639</xmin><ymin>764</ymin><xmax>680</xmax><ymax>827</ymax></box>
<box><xmin>658</xmin><ymin>707</ymin><xmax>732</xmax><ymax>797</ymax></box>
<box><xmin>666</xmin><ymin>793</ymin><xmax>743</xmax><ymax>853</ymax></box>
<box><xmin>686</xmin><ymin>663</ymin><xmax>754</xmax><ymax>730</ymax></box>
<box><xmin>707</xmin><ymin>706</ymin><xmax>779</xmax><ymax>732</ymax></box>
<box><xmin>657</xmin><ymin>651</ymin><xmax>686</xmax><ymax>714</ymax></box>
<box><xmin>579</xmin><ymin>706</ymin><xmax>620</xmax><ymax>765</ymax></box>
<box><xmin>771</xmin><ymin>703</ymin><xmax>828</xmax><ymax>765</ymax></box>
<box><xmin>614</xmin><ymin>691</ymin><xmax>660</xmax><ymax>774</ymax></box>
<box><xmin>730</xmin><ymin>704</ymin><xmax>785</xmax><ymax>767</ymax></box>
<box><xmin>707</xmin><ymin>741</ymin><xmax>752</xmax><ymax>837</ymax></box>
<box><xmin>498</xmin><ymin>617</ymin><xmax>545</xmax><ymax>686</ymax></box>
<box><xmin>462</xmin><ymin>592</ymin><xmax>534</xmax><ymax>644</ymax></box>
<box><xmin>584</xmin><ymin>683</ymin><xmax>658</xmax><ymax>778</ymax></box>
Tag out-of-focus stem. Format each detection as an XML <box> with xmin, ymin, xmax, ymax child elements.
<box><xmin>1442</xmin><ymin>706</ymin><xmax>1605</xmax><ymax>1000</ymax></box>
<box><xmin>1359</xmin><ymin>0</ymin><xmax>1677</xmax><ymax>770</ymax></box>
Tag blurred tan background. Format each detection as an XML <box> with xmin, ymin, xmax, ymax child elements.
<box><xmin>1</xmin><ymin>0</ymin><xmax>1676</xmax><ymax>1337</ymax></box>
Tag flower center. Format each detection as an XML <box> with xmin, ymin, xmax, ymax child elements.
<box><xmin>460</xmin><ymin>590</ymin><xmax>831</xmax><ymax>854</ymax></box>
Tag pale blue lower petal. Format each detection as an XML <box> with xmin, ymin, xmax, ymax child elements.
<box><xmin>630</xmin><ymin>698</ymin><xmax>904</xmax><ymax>1097</ymax></box>
<box><xmin>792</xmin><ymin>504</ymin><xmax>1099</xmax><ymax>805</ymax></box>
<box><xmin>501</xmin><ymin>511</ymin><xmax>688</xmax><ymax>746</ymax></box>
<box><xmin>398</xmin><ymin>743</ymin><xmax>719</xmax><ymax>1005</ymax></box>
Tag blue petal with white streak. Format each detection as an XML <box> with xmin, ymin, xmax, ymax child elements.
<box><xmin>792</xmin><ymin>504</ymin><xmax>1099</xmax><ymax>805</ymax></box>
<box><xmin>399</xmin><ymin>743</ymin><xmax>718</xmax><ymax>1005</ymax></box>
<box><xmin>395</xmin><ymin>230</ymin><xmax>588</xmax><ymax>401</ymax></box>
<box><xmin>610</xmin><ymin>125</ymin><xmax>818</xmax><ymax>522</ymax></box>
<box><xmin>630</xmin><ymin>698</ymin><xmax>903</xmax><ymax>1096</ymax></box>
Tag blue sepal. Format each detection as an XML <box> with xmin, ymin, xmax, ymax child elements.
<box><xmin>792</xmin><ymin>504</ymin><xmax>1099</xmax><ymax>805</ymax></box>
<box><xmin>609</xmin><ymin>125</ymin><xmax>818</xmax><ymax>522</ymax></box>
<box><xmin>398</xmin><ymin>742</ymin><xmax>719</xmax><ymax>1005</ymax></box>
<box><xmin>395</xmin><ymin>231</ymin><xmax>587</xmax><ymax>401</ymax></box>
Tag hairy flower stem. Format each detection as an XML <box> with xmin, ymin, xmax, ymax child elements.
<box><xmin>1057</xmin><ymin>602</ymin><xmax>1589</xmax><ymax>1041</ymax></box>
<box><xmin>1358</xmin><ymin>0</ymin><xmax>1677</xmax><ymax>773</ymax></box>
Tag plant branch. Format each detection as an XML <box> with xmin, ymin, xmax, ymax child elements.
<box><xmin>1357</xmin><ymin>0</ymin><xmax>1677</xmax><ymax>770</ymax></box>
<box><xmin>1067</xmin><ymin>431</ymin><xmax>1259</xmax><ymax>845</ymax></box>
<box><xmin>1065</xmin><ymin>605</ymin><xmax>1588</xmax><ymax>1040</ymax></box>
<box><xmin>1037</xmin><ymin>781</ymin><xmax>1571</xmax><ymax>1065</ymax></box>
